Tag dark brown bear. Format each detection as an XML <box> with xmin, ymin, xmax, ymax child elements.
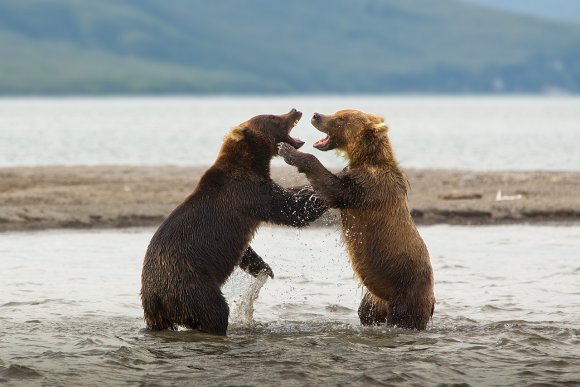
<box><xmin>278</xmin><ymin>109</ymin><xmax>435</xmax><ymax>330</ymax></box>
<box><xmin>141</xmin><ymin>109</ymin><xmax>326</xmax><ymax>335</ymax></box>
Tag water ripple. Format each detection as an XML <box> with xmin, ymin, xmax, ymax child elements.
<box><xmin>0</xmin><ymin>364</ymin><xmax>42</xmax><ymax>381</ymax></box>
<box><xmin>1</xmin><ymin>226</ymin><xmax>579</xmax><ymax>385</ymax></box>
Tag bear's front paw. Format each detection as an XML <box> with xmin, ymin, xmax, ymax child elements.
<box><xmin>277</xmin><ymin>142</ymin><xmax>300</xmax><ymax>165</ymax></box>
<box><xmin>251</xmin><ymin>261</ymin><xmax>274</xmax><ymax>279</ymax></box>
<box><xmin>277</xmin><ymin>142</ymin><xmax>313</xmax><ymax>173</ymax></box>
<box><xmin>261</xmin><ymin>264</ymin><xmax>274</xmax><ymax>279</ymax></box>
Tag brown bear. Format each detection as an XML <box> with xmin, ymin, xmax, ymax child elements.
<box><xmin>278</xmin><ymin>109</ymin><xmax>435</xmax><ymax>330</ymax></box>
<box><xmin>141</xmin><ymin>109</ymin><xmax>327</xmax><ymax>335</ymax></box>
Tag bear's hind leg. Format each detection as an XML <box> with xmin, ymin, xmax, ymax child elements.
<box><xmin>182</xmin><ymin>286</ymin><xmax>230</xmax><ymax>336</ymax></box>
<box><xmin>146</xmin><ymin>318</ymin><xmax>177</xmax><ymax>331</ymax></box>
<box><xmin>358</xmin><ymin>291</ymin><xmax>388</xmax><ymax>326</ymax></box>
<box><xmin>142</xmin><ymin>293</ymin><xmax>177</xmax><ymax>331</ymax></box>
<box><xmin>387</xmin><ymin>293</ymin><xmax>434</xmax><ymax>330</ymax></box>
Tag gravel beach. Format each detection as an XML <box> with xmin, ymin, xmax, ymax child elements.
<box><xmin>1</xmin><ymin>166</ymin><xmax>579</xmax><ymax>231</ymax></box>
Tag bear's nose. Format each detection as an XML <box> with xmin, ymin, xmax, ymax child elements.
<box><xmin>313</xmin><ymin>113</ymin><xmax>321</xmax><ymax>120</ymax></box>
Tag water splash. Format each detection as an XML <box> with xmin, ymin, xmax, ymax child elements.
<box><xmin>231</xmin><ymin>272</ymin><xmax>269</xmax><ymax>325</ymax></box>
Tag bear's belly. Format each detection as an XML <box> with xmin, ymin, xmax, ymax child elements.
<box><xmin>340</xmin><ymin>208</ymin><xmax>428</xmax><ymax>301</ymax></box>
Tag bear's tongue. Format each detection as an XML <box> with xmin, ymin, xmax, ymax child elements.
<box><xmin>313</xmin><ymin>135</ymin><xmax>330</xmax><ymax>150</ymax></box>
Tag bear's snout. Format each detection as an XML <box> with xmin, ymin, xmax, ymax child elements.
<box><xmin>311</xmin><ymin>113</ymin><xmax>327</xmax><ymax>132</ymax></box>
<box><xmin>289</xmin><ymin>108</ymin><xmax>302</xmax><ymax>121</ymax></box>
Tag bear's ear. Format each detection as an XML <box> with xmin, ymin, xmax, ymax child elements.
<box><xmin>370</xmin><ymin>114</ymin><xmax>388</xmax><ymax>132</ymax></box>
<box><xmin>372</xmin><ymin>121</ymin><xmax>389</xmax><ymax>133</ymax></box>
<box><xmin>226</xmin><ymin>125</ymin><xmax>249</xmax><ymax>142</ymax></box>
<box><xmin>372</xmin><ymin>114</ymin><xmax>385</xmax><ymax>124</ymax></box>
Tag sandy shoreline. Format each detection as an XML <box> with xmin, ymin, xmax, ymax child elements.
<box><xmin>0</xmin><ymin>166</ymin><xmax>579</xmax><ymax>232</ymax></box>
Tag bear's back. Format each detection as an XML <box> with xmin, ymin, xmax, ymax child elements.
<box><xmin>144</xmin><ymin>167</ymin><xmax>260</xmax><ymax>285</ymax></box>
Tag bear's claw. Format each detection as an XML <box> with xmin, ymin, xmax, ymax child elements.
<box><xmin>262</xmin><ymin>265</ymin><xmax>274</xmax><ymax>279</ymax></box>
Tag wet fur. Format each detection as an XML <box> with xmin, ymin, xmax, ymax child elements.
<box><xmin>279</xmin><ymin>110</ymin><xmax>435</xmax><ymax>330</ymax></box>
<box><xmin>141</xmin><ymin>111</ymin><xmax>327</xmax><ymax>335</ymax></box>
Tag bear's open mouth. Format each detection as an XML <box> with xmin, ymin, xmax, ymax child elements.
<box><xmin>286</xmin><ymin>115</ymin><xmax>304</xmax><ymax>148</ymax></box>
<box><xmin>290</xmin><ymin>135</ymin><xmax>304</xmax><ymax>147</ymax></box>
<box><xmin>313</xmin><ymin>135</ymin><xmax>330</xmax><ymax>150</ymax></box>
<box><xmin>289</xmin><ymin>119</ymin><xmax>301</xmax><ymax>140</ymax></box>
<box><xmin>288</xmin><ymin>130</ymin><xmax>304</xmax><ymax>149</ymax></box>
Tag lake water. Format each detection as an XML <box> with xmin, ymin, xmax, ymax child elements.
<box><xmin>0</xmin><ymin>96</ymin><xmax>579</xmax><ymax>170</ymax></box>
<box><xmin>1</xmin><ymin>225</ymin><xmax>579</xmax><ymax>385</ymax></box>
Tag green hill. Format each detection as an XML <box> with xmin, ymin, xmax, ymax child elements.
<box><xmin>464</xmin><ymin>0</ymin><xmax>580</xmax><ymax>23</ymax></box>
<box><xmin>0</xmin><ymin>0</ymin><xmax>579</xmax><ymax>94</ymax></box>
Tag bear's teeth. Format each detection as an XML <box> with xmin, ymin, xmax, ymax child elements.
<box><xmin>314</xmin><ymin>135</ymin><xmax>330</xmax><ymax>147</ymax></box>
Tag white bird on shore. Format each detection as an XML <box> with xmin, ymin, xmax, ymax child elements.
<box><xmin>496</xmin><ymin>190</ymin><xmax>523</xmax><ymax>201</ymax></box>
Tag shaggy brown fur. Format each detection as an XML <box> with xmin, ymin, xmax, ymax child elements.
<box><xmin>141</xmin><ymin>109</ymin><xmax>327</xmax><ymax>335</ymax></box>
<box><xmin>278</xmin><ymin>109</ymin><xmax>435</xmax><ymax>330</ymax></box>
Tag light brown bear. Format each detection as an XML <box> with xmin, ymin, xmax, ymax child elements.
<box><xmin>278</xmin><ymin>110</ymin><xmax>435</xmax><ymax>330</ymax></box>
